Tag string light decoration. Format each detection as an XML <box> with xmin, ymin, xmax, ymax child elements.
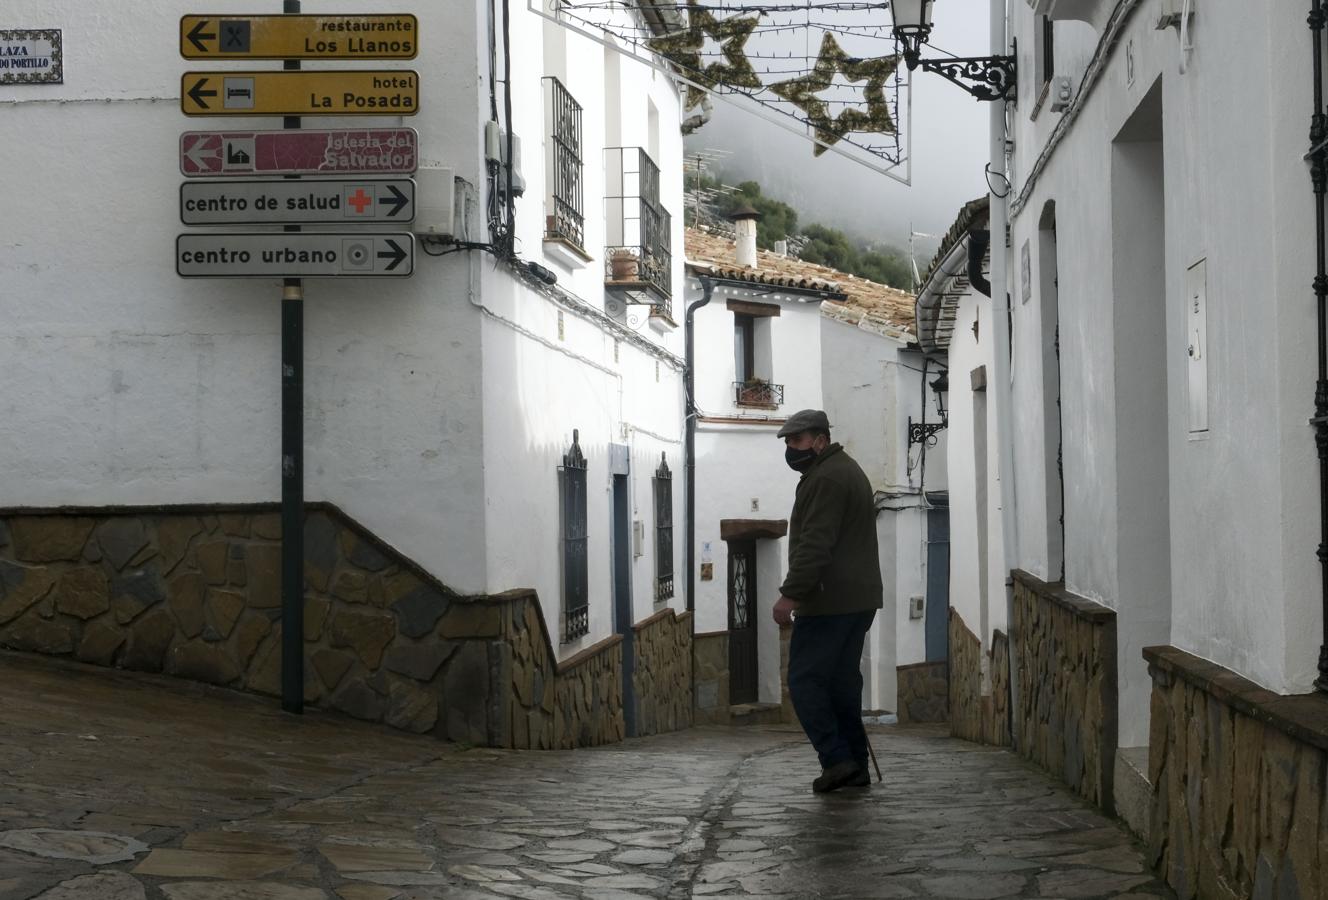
<box><xmin>770</xmin><ymin>32</ymin><xmax>899</xmax><ymax>155</ymax></box>
<box><xmin>536</xmin><ymin>0</ymin><xmax>908</xmax><ymax>172</ymax></box>
<box><xmin>646</xmin><ymin>3</ymin><xmax>763</xmax><ymax>110</ymax></box>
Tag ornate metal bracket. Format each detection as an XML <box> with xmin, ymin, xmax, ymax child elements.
<box><xmin>917</xmin><ymin>54</ymin><xmax>1017</xmax><ymax>102</ymax></box>
<box><xmin>908</xmin><ymin>418</ymin><xmax>946</xmax><ymax>446</ymax></box>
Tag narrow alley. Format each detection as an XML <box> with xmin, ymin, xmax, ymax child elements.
<box><xmin>0</xmin><ymin>653</ymin><xmax>1169</xmax><ymax>900</ymax></box>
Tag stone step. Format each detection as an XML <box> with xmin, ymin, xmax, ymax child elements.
<box><xmin>729</xmin><ymin>703</ymin><xmax>783</xmax><ymax>726</ymax></box>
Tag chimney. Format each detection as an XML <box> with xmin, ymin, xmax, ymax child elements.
<box><xmin>773</xmin><ymin>239</ymin><xmax>788</xmax><ymax>257</ymax></box>
<box><xmin>729</xmin><ymin>203</ymin><xmax>761</xmax><ymax>269</ymax></box>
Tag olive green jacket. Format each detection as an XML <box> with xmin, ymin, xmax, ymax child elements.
<box><xmin>779</xmin><ymin>443</ymin><xmax>883</xmax><ymax>616</ymax></box>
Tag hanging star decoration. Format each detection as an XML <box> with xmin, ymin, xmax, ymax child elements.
<box><xmin>646</xmin><ymin>0</ymin><xmax>762</xmax><ymax>110</ymax></box>
<box><xmin>770</xmin><ymin>33</ymin><xmax>901</xmax><ymax>157</ymax></box>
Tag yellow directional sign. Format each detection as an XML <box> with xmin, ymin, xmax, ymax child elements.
<box><xmin>181</xmin><ymin>70</ymin><xmax>419</xmax><ymax>116</ymax></box>
<box><xmin>180</xmin><ymin>14</ymin><xmax>417</xmax><ymax>59</ymax></box>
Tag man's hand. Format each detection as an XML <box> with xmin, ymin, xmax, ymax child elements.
<box><xmin>772</xmin><ymin>595</ymin><xmax>799</xmax><ymax>627</ymax></box>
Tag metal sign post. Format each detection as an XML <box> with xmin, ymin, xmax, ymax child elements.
<box><xmin>280</xmin><ymin>0</ymin><xmax>304</xmax><ymax>717</ymax></box>
<box><xmin>178</xmin><ymin>0</ymin><xmax>420</xmax><ymax>715</ymax></box>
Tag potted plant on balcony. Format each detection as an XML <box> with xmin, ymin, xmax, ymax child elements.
<box><xmin>737</xmin><ymin>377</ymin><xmax>770</xmax><ymax>406</ymax></box>
<box><xmin>608</xmin><ymin>248</ymin><xmax>639</xmax><ymax>281</ymax></box>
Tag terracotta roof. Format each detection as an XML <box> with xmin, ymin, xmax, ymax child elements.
<box><xmin>685</xmin><ymin>228</ymin><xmax>915</xmax><ymax>335</ymax></box>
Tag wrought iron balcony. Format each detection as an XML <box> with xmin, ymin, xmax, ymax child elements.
<box><xmin>543</xmin><ymin>76</ymin><xmax>585</xmax><ymax>251</ymax></box>
<box><xmin>734</xmin><ymin>380</ymin><xmax>785</xmax><ymax>408</ymax></box>
<box><xmin>605</xmin><ymin>146</ymin><xmax>673</xmax><ymax>316</ymax></box>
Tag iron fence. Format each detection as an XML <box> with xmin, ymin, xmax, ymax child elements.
<box><xmin>733</xmin><ymin>380</ymin><xmax>785</xmax><ymax>408</ymax></box>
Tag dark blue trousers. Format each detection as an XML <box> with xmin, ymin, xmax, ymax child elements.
<box><xmin>787</xmin><ymin>610</ymin><xmax>876</xmax><ymax>769</ymax></box>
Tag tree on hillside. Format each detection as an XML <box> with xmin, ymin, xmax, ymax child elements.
<box><xmin>800</xmin><ymin>223</ymin><xmax>911</xmax><ymax>291</ymax></box>
<box><xmin>684</xmin><ymin>170</ymin><xmax>913</xmax><ymax>290</ymax></box>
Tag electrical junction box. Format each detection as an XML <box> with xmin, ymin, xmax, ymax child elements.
<box><xmin>909</xmin><ymin>596</ymin><xmax>925</xmax><ymax>619</ymax></box>
<box><xmin>633</xmin><ymin>520</ymin><xmax>645</xmax><ymax>558</ymax></box>
<box><xmin>413</xmin><ymin>167</ymin><xmax>456</xmax><ymax>239</ymax></box>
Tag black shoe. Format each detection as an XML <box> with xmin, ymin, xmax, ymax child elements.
<box><xmin>812</xmin><ymin>760</ymin><xmax>865</xmax><ymax>793</ymax></box>
<box><xmin>845</xmin><ymin>765</ymin><xmax>871</xmax><ymax>787</ymax></box>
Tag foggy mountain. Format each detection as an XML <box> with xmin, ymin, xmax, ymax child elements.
<box><xmin>680</xmin><ymin>3</ymin><xmax>993</xmax><ymax>259</ymax></box>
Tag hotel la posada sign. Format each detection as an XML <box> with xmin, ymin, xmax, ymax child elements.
<box><xmin>0</xmin><ymin>29</ymin><xmax>62</xmax><ymax>84</ymax></box>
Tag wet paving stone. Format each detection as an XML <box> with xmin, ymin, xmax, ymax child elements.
<box><xmin>0</xmin><ymin>652</ymin><xmax>1174</xmax><ymax>899</ymax></box>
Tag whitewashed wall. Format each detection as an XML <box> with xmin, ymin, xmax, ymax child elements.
<box><xmin>1006</xmin><ymin>3</ymin><xmax>1319</xmax><ymax>720</ymax></box>
<box><xmin>943</xmin><ymin>287</ymin><xmax>1007</xmax><ymax>658</ymax></box>
<box><xmin>479</xmin><ymin>2</ymin><xmax>688</xmax><ymax>653</ymax></box>
<box><xmin>0</xmin><ymin>0</ymin><xmax>491</xmax><ymax>591</ymax></box>
<box><xmin>0</xmin><ymin>0</ymin><xmax>690</xmax><ymax>643</ymax></box>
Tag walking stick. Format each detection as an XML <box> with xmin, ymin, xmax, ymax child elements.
<box><xmin>864</xmin><ymin>720</ymin><xmax>883</xmax><ymax>782</ymax></box>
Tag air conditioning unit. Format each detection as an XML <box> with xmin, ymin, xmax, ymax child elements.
<box><xmin>414</xmin><ymin>167</ymin><xmax>457</xmax><ymax>239</ymax></box>
<box><xmin>1049</xmin><ymin>75</ymin><xmax>1073</xmax><ymax>112</ymax></box>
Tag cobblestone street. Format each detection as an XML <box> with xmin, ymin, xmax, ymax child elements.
<box><xmin>0</xmin><ymin>653</ymin><xmax>1171</xmax><ymax>899</ymax></box>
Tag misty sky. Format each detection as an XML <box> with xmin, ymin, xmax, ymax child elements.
<box><xmin>682</xmin><ymin>2</ymin><xmax>992</xmax><ymax>256</ymax></box>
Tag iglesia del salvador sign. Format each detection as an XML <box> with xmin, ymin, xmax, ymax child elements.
<box><xmin>0</xmin><ymin>29</ymin><xmax>62</xmax><ymax>84</ymax></box>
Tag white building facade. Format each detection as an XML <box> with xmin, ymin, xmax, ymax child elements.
<box><xmin>925</xmin><ymin>1</ymin><xmax>1328</xmax><ymax>890</ymax></box>
<box><xmin>684</xmin><ymin>227</ymin><xmax>931</xmax><ymax>721</ymax></box>
<box><xmin>0</xmin><ymin>0</ymin><xmax>693</xmax><ymax>743</ymax></box>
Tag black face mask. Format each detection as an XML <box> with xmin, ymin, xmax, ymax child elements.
<box><xmin>785</xmin><ymin>445</ymin><xmax>818</xmax><ymax>472</ymax></box>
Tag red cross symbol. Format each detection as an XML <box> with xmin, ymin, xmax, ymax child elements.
<box><xmin>347</xmin><ymin>188</ymin><xmax>373</xmax><ymax>214</ymax></box>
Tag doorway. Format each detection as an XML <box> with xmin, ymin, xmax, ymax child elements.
<box><xmin>727</xmin><ymin>539</ymin><xmax>758</xmax><ymax>704</ymax></box>
<box><xmin>1110</xmin><ymin>78</ymin><xmax>1171</xmax><ymax>749</ymax></box>
<box><xmin>925</xmin><ymin>494</ymin><xmax>950</xmax><ymax>662</ymax></box>
<box><xmin>611</xmin><ymin>471</ymin><xmax>637</xmax><ymax>737</ymax></box>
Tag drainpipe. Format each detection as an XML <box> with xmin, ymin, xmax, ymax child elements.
<box><xmin>988</xmin><ymin>0</ymin><xmax>1021</xmax><ymax>747</ymax></box>
<box><xmin>1308</xmin><ymin>0</ymin><xmax>1328</xmax><ymax>692</ymax></box>
<box><xmin>968</xmin><ymin>229</ymin><xmax>992</xmax><ymax>298</ymax></box>
<box><xmin>685</xmin><ymin>276</ymin><xmax>715</xmax><ymax>614</ymax></box>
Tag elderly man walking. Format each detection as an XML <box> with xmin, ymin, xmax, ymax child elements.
<box><xmin>772</xmin><ymin>409</ymin><xmax>883</xmax><ymax>793</ymax></box>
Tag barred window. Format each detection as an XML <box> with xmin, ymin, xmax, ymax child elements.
<box><xmin>543</xmin><ymin>76</ymin><xmax>585</xmax><ymax>250</ymax></box>
<box><xmin>653</xmin><ymin>453</ymin><xmax>674</xmax><ymax>601</ymax></box>
<box><xmin>604</xmin><ymin>147</ymin><xmax>673</xmax><ymax>316</ymax></box>
<box><xmin>559</xmin><ymin>429</ymin><xmax>589</xmax><ymax>641</ymax></box>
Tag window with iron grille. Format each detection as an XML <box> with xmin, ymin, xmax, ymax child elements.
<box><xmin>544</xmin><ymin>76</ymin><xmax>585</xmax><ymax>250</ymax></box>
<box><xmin>605</xmin><ymin>146</ymin><xmax>673</xmax><ymax>315</ymax></box>
<box><xmin>559</xmin><ymin>429</ymin><xmax>589</xmax><ymax>641</ymax></box>
<box><xmin>653</xmin><ymin>453</ymin><xmax>673</xmax><ymax>601</ymax></box>
<box><xmin>1037</xmin><ymin>16</ymin><xmax>1055</xmax><ymax>87</ymax></box>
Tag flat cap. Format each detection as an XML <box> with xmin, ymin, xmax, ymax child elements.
<box><xmin>776</xmin><ymin>408</ymin><xmax>831</xmax><ymax>438</ymax></box>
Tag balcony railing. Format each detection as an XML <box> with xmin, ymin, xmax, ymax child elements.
<box><xmin>543</xmin><ymin>76</ymin><xmax>585</xmax><ymax>250</ymax></box>
<box><xmin>605</xmin><ymin>146</ymin><xmax>672</xmax><ymax>315</ymax></box>
<box><xmin>734</xmin><ymin>380</ymin><xmax>785</xmax><ymax>408</ymax></box>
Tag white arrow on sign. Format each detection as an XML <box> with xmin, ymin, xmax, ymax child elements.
<box><xmin>181</xmin><ymin>134</ymin><xmax>223</xmax><ymax>174</ymax></box>
<box><xmin>177</xmin><ymin>232</ymin><xmax>414</xmax><ymax>278</ymax></box>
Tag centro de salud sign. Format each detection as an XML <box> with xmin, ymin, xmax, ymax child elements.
<box><xmin>180</xmin><ymin>14</ymin><xmax>417</xmax><ymax>59</ymax></box>
<box><xmin>181</xmin><ymin>70</ymin><xmax>418</xmax><ymax>116</ymax></box>
<box><xmin>0</xmin><ymin>29</ymin><xmax>62</xmax><ymax>84</ymax></box>
<box><xmin>180</xmin><ymin>178</ymin><xmax>416</xmax><ymax>226</ymax></box>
